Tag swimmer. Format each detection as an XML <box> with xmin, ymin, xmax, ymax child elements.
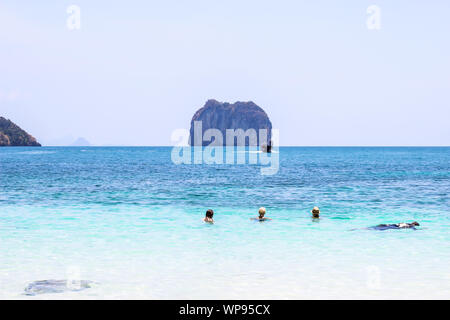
<box><xmin>311</xmin><ymin>207</ymin><xmax>320</xmax><ymax>218</ymax></box>
<box><xmin>203</xmin><ymin>209</ymin><xmax>214</xmax><ymax>223</ymax></box>
<box><xmin>369</xmin><ymin>221</ymin><xmax>420</xmax><ymax>231</ymax></box>
<box><xmin>251</xmin><ymin>207</ymin><xmax>272</xmax><ymax>221</ymax></box>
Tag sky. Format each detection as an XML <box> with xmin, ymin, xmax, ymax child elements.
<box><xmin>0</xmin><ymin>0</ymin><xmax>449</xmax><ymax>146</ymax></box>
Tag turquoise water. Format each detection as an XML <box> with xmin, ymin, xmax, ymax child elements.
<box><xmin>0</xmin><ymin>147</ymin><xmax>449</xmax><ymax>299</ymax></box>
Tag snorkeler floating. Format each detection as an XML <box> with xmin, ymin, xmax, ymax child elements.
<box><xmin>368</xmin><ymin>221</ymin><xmax>420</xmax><ymax>231</ymax></box>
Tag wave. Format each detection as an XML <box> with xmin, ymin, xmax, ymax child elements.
<box><xmin>17</xmin><ymin>151</ymin><xmax>56</xmax><ymax>155</ymax></box>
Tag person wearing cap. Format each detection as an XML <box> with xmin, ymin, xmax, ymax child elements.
<box><xmin>252</xmin><ymin>207</ymin><xmax>272</xmax><ymax>221</ymax></box>
<box><xmin>203</xmin><ymin>209</ymin><xmax>214</xmax><ymax>223</ymax></box>
<box><xmin>311</xmin><ymin>207</ymin><xmax>320</xmax><ymax>218</ymax></box>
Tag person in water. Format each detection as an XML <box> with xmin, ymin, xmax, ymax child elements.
<box><xmin>369</xmin><ymin>221</ymin><xmax>420</xmax><ymax>231</ymax></box>
<box><xmin>203</xmin><ymin>209</ymin><xmax>214</xmax><ymax>223</ymax></box>
<box><xmin>311</xmin><ymin>207</ymin><xmax>320</xmax><ymax>218</ymax></box>
<box><xmin>252</xmin><ymin>207</ymin><xmax>272</xmax><ymax>221</ymax></box>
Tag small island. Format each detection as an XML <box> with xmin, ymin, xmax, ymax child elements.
<box><xmin>0</xmin><ymin>117</ymin><xmax>41</xmax><ymax>146</ymax></box>
<box><xmin>189</xmin><ymin>99</ymin><xmax>273</xmax><ymax>147</ymax></box>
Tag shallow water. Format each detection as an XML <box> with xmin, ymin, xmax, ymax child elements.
<box><xmin>0</xmin><ymin>147</ymin><xmax>449</xmax><ymax>299</ymax></box>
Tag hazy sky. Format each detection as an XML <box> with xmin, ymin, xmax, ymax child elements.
<box><xmin>1</xmin><ymin>1</ymin><xmax>449</xmax><ymax>146</ymax></box>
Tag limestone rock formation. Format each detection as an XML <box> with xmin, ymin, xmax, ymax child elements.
<box><xmin>189</xmin><ymin>99</ymin><xmax>272</xmax><ymax>146</ymax></box>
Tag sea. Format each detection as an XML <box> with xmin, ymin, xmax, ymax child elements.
<box><xmin>0</xmin><ymin>147</ymin><xmax>449</xmax><ymax>299</ymax></box>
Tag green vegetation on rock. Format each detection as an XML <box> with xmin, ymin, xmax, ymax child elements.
<box><xmin>0</xmin><ymin>117</ymin><xmax>41</xmax><ymax>146</ymax></box>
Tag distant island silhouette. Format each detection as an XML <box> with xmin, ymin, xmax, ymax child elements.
<box><xmin>0</xmin><ymin>117</ymin><xmax>41</xmax><ymax>146</ymax></box>
<box><xmin>71</xmin><ymin>137</ymin><xmax>91</xmax><ymax>146</ymax></box>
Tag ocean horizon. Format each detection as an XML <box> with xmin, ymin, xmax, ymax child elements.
<box><xmin>0</xmin><ymin>146</ymin><xmax>449</xmax><ymax>299</ymax></box>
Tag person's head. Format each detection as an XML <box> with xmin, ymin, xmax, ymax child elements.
<box><xmin>411</xmin><ymin>221</ymin><xmax>420</xmax><ymax>226</ymax></box>
<box><xmin>258</xmin><ymin>207</ymin><xmax>266</xmax><ymax>218</ymax></box>
<box><xmin>311</xmin><ymin>207</ymin><xmax>320</xmax><ymax>218</ymax></box>
<box><xmin>205</xmin><ymin>209</ymin><xmax>214</xmax><ymax>219</ymax></box>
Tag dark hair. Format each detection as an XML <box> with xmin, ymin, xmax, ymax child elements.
<box><xmin>412</xmin><ymin>221</ymin><xmax>420</xmax><ymax>226</ymax></box>
<box><xmin>206</xmin><ymin>209</ymin><xmax>214</xmax><ymax>219</ymax></box>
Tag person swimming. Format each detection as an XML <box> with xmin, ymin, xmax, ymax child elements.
<box><xmin>311</xmin><ymin>207</ymin><xmax>320</xmax><ymax>218</ymax></box>
<box><xmin>369</xmin><ymin>221</ymin><xmax>420</xmax><ymax>231</ymax></box>
<box><xmin>251</xmin><ymin>207</ymin><xmax>272</xmax><ymax>221</ymax></box>
<box><xmin>203</xmin><ymin>209</ymin><xmax>214</xmax><ymax>223</ymax></box>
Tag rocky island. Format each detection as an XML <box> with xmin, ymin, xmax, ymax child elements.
<box><xmin>0</xmin><ymin>117</ymin><xmax>41</xmax><ymax>146</ymax></box>
<box><xmin>189</xmin><ymin>99</ymin><xmax>272</xmax><ymax>146</ymax></box>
